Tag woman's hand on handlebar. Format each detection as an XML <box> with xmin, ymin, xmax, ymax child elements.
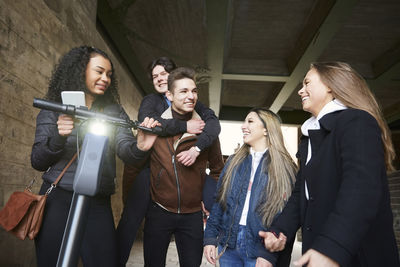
<box><xmin>57</xmin><ymin>114</ymin><xmax>74</xmax><ymax>136</ymax></box>
<box><xmin>136</xmin><ymin>117</ymin><xmax>160</xmax><ymax>151</ymax></box>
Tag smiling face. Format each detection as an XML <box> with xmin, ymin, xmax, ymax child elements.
<box><xmin>85</xmin><ymin>54</ymin><xmax>112</xmax><ymax>97</ymax></box>
<box><xmin>241</xmin><ymin>111</ymin><xmax>268</xmax><ymax>151</ymax></box>
<box><xmin>152</xmin><ymin>65</ymin><xmax>169</xmax><ymax>94</ymax></box>
<box><xmin>166</xmin><ymin>78</ymin><xmax>198</xmax><ymax>114</ymax></box>
<box><xmin>298</xmin><ymin>68</ymin><xmax>333</xmax><ymax>117</ymax></box>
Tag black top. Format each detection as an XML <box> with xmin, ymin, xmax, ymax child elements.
<box><xmin>138</xmin><ymin>93</ymin><xmax>221</xmax><ymax>150</ymax></box>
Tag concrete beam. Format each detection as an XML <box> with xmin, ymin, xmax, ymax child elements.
<box><xmin>287</xmin><ymin>0</ymin><xmax>336</xmax><ymax>72</ymax></box>
<box><xmin>107</xmin><ymin>0</ymin><xmax>196</xmax><ymax>67</ymax></box>
<box><xmin>124</xmin><ymin>29</ymin><xmax>195</xmax><ymax>67</ymax></box>
<box><xmin>384</xmin><ymin>99</ymin><xmax>400</xmax><ymax>124</ymax></box>
<box><xmin>369</xmin><ymin>52</ymin><xmax>400</xmax><ymax>124</ymax></box>
<box><xmin>372</xmin><ymin>41</ymin><xmax>400</xmax><ymax>78</ymax></box>
<box><xmin>368</xmin><ymin>61</ymin><xmax>400</xmax><ymax>91</ymax></box>
<box><xmin>206</xmin><ymin>0</ymin><xmax>231</xmax><ymax>116</ymax></box>
<box><xmin>387</xmin><ymin>111</ymin><xmax>400</xmax><ymax>125</ymax></box>
<box><xmin>219</xmin><ymin>105</ymin><xmax>309</xmax><ymax>124</ymax></box>
<box><xmin>113</xmin><ymin>0</ymin><xmax>138</xmax><ymax>17</ymax></box>
<box><xmin>376</xmin><ymin>61</ymin><xmax>400</xmax><ymax>82</ymax></box>
<box><xmin>222</xmin><ymin>73</ymin><xmax>289</xmax><ymax>82</ymax></box>
<box><xmin>269</xmin><ymin>0</ymin><xmax>358</xmax><ymax>113</ymax></box>
<box><xmin>97</xmin><ymin>0</ymin><xmax>153</xmax><ymax>95</ymax></box>
<box><xmin>368</xmin><ymin>41</ymin><xmax>400</xmax><ymax>91</ymax></box>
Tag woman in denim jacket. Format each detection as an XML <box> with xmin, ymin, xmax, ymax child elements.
<box><xmin>204</xmin><ymin>108</ymin><xmax>297</xmax><ymax>267</ymax></box>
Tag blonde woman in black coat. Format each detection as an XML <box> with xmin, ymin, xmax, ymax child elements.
<box><xmin>260</xmin><ymin>62</ymin><xmax>399</xmax><ymax>267</ymax></box>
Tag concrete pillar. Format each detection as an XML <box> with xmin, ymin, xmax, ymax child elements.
<box><xmin>0</xmin><ymin>0</ymin><xmax>142</xmax><ymax>265</ymax></box>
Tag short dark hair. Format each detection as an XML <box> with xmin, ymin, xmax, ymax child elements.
<box><xmin>147</xmin><ymin>57</ymin><xmax>177</xmax><ymax>79</ymax></box>
<box><xmin>167</xmin><ymin>67</ymin><xmax>196</xmax><ymax>93</ymax></box>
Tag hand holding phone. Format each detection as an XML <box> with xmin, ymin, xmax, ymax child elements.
<box><xmin>61</xmin><ymin>91</ymin><xmax>86</xmax><ymax>107</ymax></box>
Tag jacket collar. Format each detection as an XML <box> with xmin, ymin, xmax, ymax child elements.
<box><xmin>161</xmin><ymin>106</ymin><xmax>201</xmax><ymax>120</ymax></box>
<box><xmin>161</xmin><ymin>106</ymin><xmax>201</xmax><ymax>150</ymax></box>
<box><xmin>301</xmin><ymin>99</ymin><xmax>347</xmax><ymax>136</ymax></box>
<box><xmin>298</xmin><ymin>109</ymin><xmax>346</xmax><ymax>167</ymax></box>
<box><xmin>318</xmin><ymin>109</ymin><xmax>345</xmax><ymax>132</ymax></box>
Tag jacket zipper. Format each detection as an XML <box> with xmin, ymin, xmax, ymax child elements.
<box><xmin>172</xmin><ymin>154</ymin><xmax>181</xmax><ymax>213</ymax></box>
<box><xmin>166</xmin><ymin>139</ymin><xmax>181</xmax><ymax>213</ymax></box>
<box><xmin>221</xmin><ymin>163</ymin><xmax>250</xmax><ymax>253</ymax></box>
<box><xmin>165</xmin><ymin>135</ymin><xmax>198</xmax><ymax>214</ymax></box>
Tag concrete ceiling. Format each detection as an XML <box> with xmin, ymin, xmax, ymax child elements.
<box><xmin>97</xmin><ymin>0</ymin><xmax>400</xmax><ymax>127</ymax></box>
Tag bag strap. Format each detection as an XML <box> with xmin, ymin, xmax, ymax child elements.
<box><xmin>45</xmin><ymin>153</ymin><xmax>78</xmax><ymax>195</ymax></box>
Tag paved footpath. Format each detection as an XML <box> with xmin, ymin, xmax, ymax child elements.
<box><xmin>126</xmin><ymin>239</ymin><xmax>302</xmax><ymax>266</ymax></box>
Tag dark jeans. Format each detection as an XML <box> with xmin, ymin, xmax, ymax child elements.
<box><xmin>35</xmin><ymin>182</ymin><xmax>117</xmax><ymax>267</ymax></box>
<box><xmin>116</xmin><ymin>167</ymin><xmax>151</xmax><ymax>266</ymax></box>
<box><xmin>144</xmin><ymin>202</ymin><xmax>204</xmax><ymax>267</ymax></box>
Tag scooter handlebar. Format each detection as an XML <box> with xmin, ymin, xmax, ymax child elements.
<box><xmin>33</xmin><ymin>98</ymin><xmax>164</xmax><ymax>135</ymax></box>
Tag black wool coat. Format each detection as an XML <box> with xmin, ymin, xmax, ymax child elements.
<box><xmin>270</xmin><ymin>109</ymin><xmax>399</xmax><ymax>267</ymax></box>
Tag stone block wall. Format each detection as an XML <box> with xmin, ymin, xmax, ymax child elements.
<box><xmin>389</xmin><ymin>170</ymin><xmax>400</xmax><ymax>253</ymax></box>
<box><xmin>0</xmin><ymin>0</ymin><xmax>143</xmax><ymax>265</ymax></box>
<box><xmin>390</xmin><ymin>131</ymin><xmax>400</xmax><ymax>255</ymax></box>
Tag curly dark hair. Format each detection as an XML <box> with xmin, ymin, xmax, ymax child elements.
<box><xmin>45</xmin><ymin>46</ymin><xmax>120</xmax><ymax>107</ymax></box>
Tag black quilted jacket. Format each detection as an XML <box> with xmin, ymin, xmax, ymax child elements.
<box><xmin>31</xmin><ymin>104</ymin><xmax>148</xmax><ymax>195</ymax></box>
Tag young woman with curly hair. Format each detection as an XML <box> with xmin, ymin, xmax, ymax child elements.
<box><xmin>31</xmin><ymin>46</ymin><xmax>157</xmax><ymax>267</ymax></box>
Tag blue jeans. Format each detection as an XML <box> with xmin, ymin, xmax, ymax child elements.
<box><xmin>218</xmin><ymin>225</ymin><xmax>257</xmax><ymax>267</ymax></box>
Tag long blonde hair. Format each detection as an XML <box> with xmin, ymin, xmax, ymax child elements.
<box><xmin>311</xmin><ymin>62</ymin><xmax>395</xmax><ymax>172</ymax></box>
<box><xmin>217</xmin><ymin>108</ymin><xmax>297</xmax><ymax>226</ymax></box>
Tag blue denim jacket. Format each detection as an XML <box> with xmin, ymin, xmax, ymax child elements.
<box><xmin>204</xmin><ymin>151</ymin><xmax>279</xmax><ymax>265</ymax></box>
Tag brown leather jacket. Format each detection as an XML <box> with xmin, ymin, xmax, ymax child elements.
<box><xmin>150</xmin><ymin>108</ymin><xmax>224</xmax><ymax>214</ymax></box>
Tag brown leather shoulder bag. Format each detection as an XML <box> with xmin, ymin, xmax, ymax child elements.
<box><xmin>0</xmin><ymin>153</ymin><xmax>77</xmax><ymax>240</ymax></box>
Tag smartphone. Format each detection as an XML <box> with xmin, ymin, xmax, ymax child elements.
<box><xmin>61</xmin><ymin>91</ymin><xmax>86</xmax><ymax>107</ymax></box>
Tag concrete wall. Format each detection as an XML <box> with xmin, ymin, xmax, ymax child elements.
<box><xmin>389</xmin><ymin>170</ymin><xmax>400</xmax><ymax>253</ymax></box>
<box><xmin>0</xmin><ymin>0</ymin><xmax>143</xmax><ymax>265</ymax></box>
<box><xmin>390</xmin><ymin>133</ymin><xmax>400</xmax><ymax>255</ymax></box>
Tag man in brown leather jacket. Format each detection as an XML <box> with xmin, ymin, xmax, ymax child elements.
<box><xmin>143</xmin><ymin>67</ymin><xmax>224</xmax><ymax>267</ymax></box>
